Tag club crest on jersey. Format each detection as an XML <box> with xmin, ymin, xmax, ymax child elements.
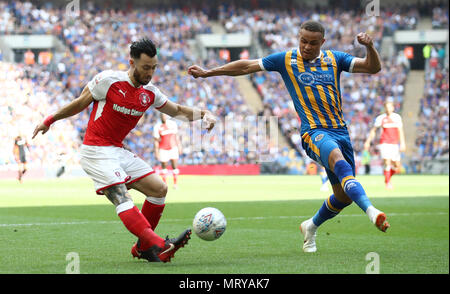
<box><xmin>315</xmin><ymin>134</ymin><xmax>324</xmax><ymax>142</ymax></box>
<box><xmin>139</xmin><ymin>92</ymin><xmax>151</xmax><ymax>107</ymax></box>
<box><xmin>323</xmin><ymin>56</ymin><xmax>332</xmax><ymax>64</ymax></box>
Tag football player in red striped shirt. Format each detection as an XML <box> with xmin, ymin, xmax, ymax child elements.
<box><xmin>365</xmin><ymin>99</ymin><xmax>406</xmax><ymax>189</ymax></box>
<box><xmin>32</xmin><ymin>38</ymin><xmax>216</xmax><ymax>263</ymax></box>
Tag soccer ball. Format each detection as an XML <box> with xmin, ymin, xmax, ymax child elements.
<box><xmin>192</xmin><ymin>207</ymin><xmax>227</xmax><ymax>241</ymax></box>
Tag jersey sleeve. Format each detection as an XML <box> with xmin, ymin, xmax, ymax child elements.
<box><xmin>259</xmin><ymin>51</ymin><xmax>286</xmax><ymax>72</ymax></box>
<box><xmin>332</xmin><ymin>50</ymin><xmax>356</xmax><ymax>73</ymax></box>
<box><xmin>374</xmin><ymin>114</ymin><xmax>384</xmax><ymax>128</ymax></box>
<box><xmin>87</xmin><ymin>70</ymin><xmax>115</xmax><ymax>101</ymax></box>
<box><xmin>394</xmin><ymin>113</ymin><xmax>403</xmax><ymax>128</ymax></box>
<box><xmin>169</xmin><ymin>119</ymin><xmax>178</xmax><ymax>133</ymax></box>
<box><xmin>145</xmin><ymin>84</ymin><xmax>168</xmax><ymax>109</ymax></box>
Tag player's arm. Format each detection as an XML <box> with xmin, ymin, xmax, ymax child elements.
<box><xmin>157</xmin><ymin>100</ymin><xmax>216</xmax><ymax>132</ymax></box>
<box><xmin>351</xmin><ymin>32</ymin><xmax>382</xmax><ymax>74</ymax></box>
<box><xmin>399</xmin><ymin>124</ymin><xmax>406</xmax><ymax>152</ymax></box>
<box><xmin>32</xmin><ymin>85</ymin><xmax>94</xmax><ymax>139</ymax></box>
<box><xmin>188</xmin><ymin>59</ymin><xmax>262</xmax><ymax>78</ymax></box>
<box><xmin>364</xmin><ymin>126</ymin><xmax>378</xmax><ymax>151</ymax></box>
<box><xmin>154</xmin><ymin>139</ymin><xmax>161</xmax><ymax>160</ymax></box>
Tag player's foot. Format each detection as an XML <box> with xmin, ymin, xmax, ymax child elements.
<box><xmin>173</xmin><ymin>184</ymin><xmax>178</xmax><ymax>190</ymax></box>
<box><xmin>131</xmin><ymin>228</ymin><xmax>192</xmax><ymax>263</ymax></box>
<box><xmin>299</xmin><ymin>219</ymin><xmax>317</xmax><ymax>253</ymax></box>
<box><xmin>385</xmin><ymin>182</ymin><xmax>393</xmax><ymax>190</ymax></box>
<box><xmin>374</xmin><ymin>212</ymin><xmax>390</xmax><ymax>232</ymax></box>
<box><xmin>158</xmin><ymin>228</ymin><xmax>192</xmax><ymax>262</ymax></box>
<box><xmin>367</xmin><ymin>207</ymin><xmax>390</xmax><ymax>232</ymax></box>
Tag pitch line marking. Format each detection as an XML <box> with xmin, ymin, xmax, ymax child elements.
<box><xmin>0</xmin><ymin>212</ymin><xmax>447</xmax><ymax>227</ymax></box>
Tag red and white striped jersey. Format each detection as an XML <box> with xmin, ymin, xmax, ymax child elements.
<box><xmin>374</xmin><ymin>112</ymin><xmax>403</xmax><ymax>144</ymax></box>
<box><xmin>84</xmin><ymin>70</ymin><xmax>168</xmax><ymax>147</ymax></box>
<box><xmin>153</xmin><ymin>119</ymin><xmax>178</xmax><ymax>150</ymax></box>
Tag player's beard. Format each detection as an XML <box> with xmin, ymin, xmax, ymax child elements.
<box><xmin>133</xmin><ymin>68</ymin><xmax>151</xmax><ymax>86</ymax></box>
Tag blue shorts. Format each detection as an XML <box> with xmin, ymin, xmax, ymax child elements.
<box><xmin>301</xmin><ymin>127</ymin><xmax>355</xmax><ymax>185</ymax></box>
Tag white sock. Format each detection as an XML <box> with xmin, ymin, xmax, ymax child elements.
<box><xmin>365</xmin><ymin>206</ymin><xmax>380</xmax><ymax>222</ymax></box>
<box><xmin>308</xmin><ymin>217</ymin><xmax>318</xmax><ymax>231</ymax></box>
<box><xmin>146</xmin><ymin>196</ymin><xmax>166</xmax><ymax>205</ymax></box>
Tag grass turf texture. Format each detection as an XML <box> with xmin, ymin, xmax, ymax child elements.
<box><xmin>0</xmin><ymin>175</ymin><xmax>448</xmax><ymax>274</ymax></box>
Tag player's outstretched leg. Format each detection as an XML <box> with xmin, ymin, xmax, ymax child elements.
<box><xmin>333</xmin><ymin>159</ymin><xmax>390</xmax><ymax>232</ymax></box>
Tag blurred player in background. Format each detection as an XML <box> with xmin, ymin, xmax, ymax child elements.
<box><xmin>13</xmin><ymin>135</ymin><xmax>29</xmax><ymax>183</ymax></box>
<box><xmin>154</xmin><ymin>113</ymin><xmax>182</xmax><ymax>189</ymax></box>
<box><xmin>32</xmin><ymin>38</ymin><xmax>216</xmax><ymax>263</ymax></box>
<box><xmin>364</xmin><ymin>99</ymin><xmax>406</xmax><ymax>189</ymax></box>
<box><xmin>318</xmin><ymin>166</ymin><xmax>329</xmax><ymax>192</ymax></box>
<box><xmin>189</xmin><ymin>20</ymin><xmax>389</xmax><ymax>253</ymax></box>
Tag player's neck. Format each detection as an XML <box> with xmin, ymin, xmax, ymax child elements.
<box><xmin>127</xmin><ymin>70</ymin><xmax>141</xmax><ymax>88</ymax></box>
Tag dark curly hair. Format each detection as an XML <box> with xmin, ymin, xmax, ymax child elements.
<box><xmin>130</xmin><ymin>38</ymin><xmax>157</xmax><ymax>59</ymax></box>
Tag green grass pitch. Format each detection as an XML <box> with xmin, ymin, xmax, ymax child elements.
<box><xmin>0</xmin><ymin>175</ymin><xmax>448</xmax><ymax>274</ymax></box>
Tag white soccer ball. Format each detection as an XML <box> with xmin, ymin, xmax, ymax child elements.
<box><xmin>192</xmin><ymin>207</ymin><xmax>227</xmax><ymax>241</ymax></box>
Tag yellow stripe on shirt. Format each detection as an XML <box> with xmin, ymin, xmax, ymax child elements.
<box><xmin>317</xmin><ymin>85</ymin><xmax>338</xmax><ymax>128</ymax></box>
<box><xmin>285</xmin><ymin>50</ymin><xmax>316</xmax><ymax>128</ymax></box>
<box><xmin>326</xmin><ymin>50</ymin><xmax>342</xmax><ymax>111</ymax></box>
<box><xmin>304</xmin><ymin>86</ymin><xmax>328</xmax><ymax>128</ymax></box>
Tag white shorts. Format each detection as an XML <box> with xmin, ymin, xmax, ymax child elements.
<box><xmin>79</xmin><ymin>144</ymin><xmax>154</xmax><ymax>195</ymax></box>
<box><xmin>378</xmin><ymin>143</ymin><xmax>400</xmax><ymax>162</ymax></box>
<box><xmin>159</xmin><ymin>147</ymin><xmax>179</xmax><ymax>162</ymax></box>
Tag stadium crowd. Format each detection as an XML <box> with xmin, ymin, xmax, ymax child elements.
<box><xmin>1</xmin><ymin>1</ymin><xmax>273</xmax><ymax>170</ymax></box>
<box><xmin>415</xmin><ymin>54</ymin><xmax>449</xmax><ymax>161</ymax></box>
<box><xmin>0</xmin><ymin>0</ymin><xmax>448</xmax><ymax>175</ymax></box>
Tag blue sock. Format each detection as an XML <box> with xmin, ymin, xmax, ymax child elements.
<box><xmin>312</xmin><ymin>194</ymin><xmax>351</xmax><ymax>226</ymax></box>
<box><xmin>334</xmin><ymin>160</ymin><xmax>372</xmax><ymax>212</ymax></box>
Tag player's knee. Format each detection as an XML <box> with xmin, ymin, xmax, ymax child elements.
<box><xmin>154</xmin><ymin>182</ymin><xmax>168</xmax><ymax>197</ymax></box>
<box><xmin>328</xmin><ymin>148</ymin><xmax>346</xmax><ymax>171</ymax></box>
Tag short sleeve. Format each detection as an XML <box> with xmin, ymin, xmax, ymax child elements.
<box><xmin>87</xmin><ymin>70</ymin><xmax>115</xmax><ymax>101</ymax></box>
<box><xmin>260</xmin><ymin>51</ymin><xmax>286</xmax><ymax>72</ymax></box>
<box><xmin>332</xmin><ymin>51</ymin><xmax>356</xmax><ymax>73</ymax></box>
<box><xmin>395</xmin><ymin>113</ymin><xmax>403</xmax><ymax>127</ymax></box>
<box><xmin>374</xmin><ymin>114</ymin><xmax>383</xmax><ymax>128</ymax></box>
<box><xmin>145</xmin><ymin>84</ymin><xmax>168</xmax><ymax>109</ymax></box>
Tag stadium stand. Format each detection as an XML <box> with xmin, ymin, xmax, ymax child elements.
<box><xmin>0</xmin><ymin>0</ymin><xmax>448</xmax><ymax>177</ymax></box>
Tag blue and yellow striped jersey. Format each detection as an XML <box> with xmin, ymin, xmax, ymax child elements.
<box><xmin>259</xmin><ymin>49</ymin><xmax>356</xmax><ymax>135</ymax></box>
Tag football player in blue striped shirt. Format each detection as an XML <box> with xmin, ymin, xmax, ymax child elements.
<box><xmin>188</xmin><ymin>20</ymin><xmax>389</xmax><ymax>253</ymax></box>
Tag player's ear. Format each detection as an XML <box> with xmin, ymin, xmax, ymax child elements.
<box><xmin>321</xmin><ymin>38</ymin><xmax>326</xmax><ymax>46</ymax></box>
<box><xmin>129</xmin><ymin>57</ymin><xmax>135</xmax><ymax>68</ymax></box>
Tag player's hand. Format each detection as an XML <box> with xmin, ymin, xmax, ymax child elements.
<box><xmin>202</xmin><ymin>111</ymin><xmax>216</xmax><ymax>132</ymax></box>
<box><xmin>356</xmin><ymin>32</ymin><xmax>374</xmax><ymax>47</ymax></box>
<box><xmin>400</xmin><ymin>143</ymin><xmax>406</xmax><ymax>153</ymax></box>
<box><xmin>363</xmin><ymin>141</ymin><xmax>370</xmax><ymax>151</ymax></box>
<box><xmin>188</xmin><ymin>65</ymin><xmax>209</xmax><ymax>79</ymax></box>
<box><xmin>32</xmin><ymin>123</ymin><xmax>49</xmax><ymax>139</ymax></box>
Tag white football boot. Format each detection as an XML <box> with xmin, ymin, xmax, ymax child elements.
<box><xmin>299</xmin><ymin>218</ymin><xmax>318</xmax><ymax>253</ymax></box>
<box><xmin>366</xmin><ymin>206</ymin><xmax>390</xmax><ymax>232</ymax></box>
